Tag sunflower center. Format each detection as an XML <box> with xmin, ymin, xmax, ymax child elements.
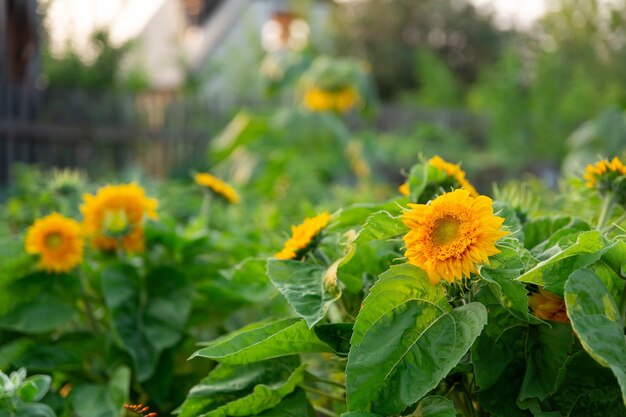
<box><xmin>432</xmin><ymin>215</ymin><xmax>460</xmax><ymax>245</ymax></box>
<box><xmin>103</xmin><ymin>210</ymin><xmax>130</xmax><ymax>237</ymax></box>
<box><xmin>45</xmin><ymin>232</ymin><xmax>64</xmax><ymax>249</ymax></box>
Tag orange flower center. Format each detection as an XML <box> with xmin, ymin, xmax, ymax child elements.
<box><xmin>45</xmin><ymin>232</ymin><xmax>63</xmax><ymax>249</ymax></box>
<box><xmin>432</xmin><ymin>215</ymin><xmax>460</xmax><ymax>246</ymax></box>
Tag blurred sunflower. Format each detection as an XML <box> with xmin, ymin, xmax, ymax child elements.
<box><xmin>275</xmin><ymin>212</ymin><xmax>332</xmax><ymax>260</ymax></box>
<box><xmin>428</xmin><ymin>155</ymin><xmax>478</xmax><ymax>197</ymax></box>
<box><xmin>402</xmin><ymin>189</ymin><xmax>507</xmax><ymax>284</ymax></box>
<box><xmin>303</xmin><ymin>86</ymin><xmax>360</xmax><ymax>113</ymax></box>
<box><xmin>25</xmin><ymin>213</ymin><xmax>83</xmax><ymax>273</ymax></box>
<box><xmin>81</xmin><ymin>183</ymin><xmax>158</xmax><ymax>252</ymax></box>
<box><xmin>583</xmin><ymin>156</ymin><xmax>626</xmax><ymax>188</ymax></box>
<box><xmin>528</xmin><ymin>288</ymin><xmax>570</xmax><ymax>324</ymax></box>
<box><xmin>194</xmin><ymin>173</ymin><xmax>240</xmax><ymax>204</ymax></box>
<box><xmin>399</xmin><ymin>182</ymin><xmax>410</xmax><ymax>196</ymax></box>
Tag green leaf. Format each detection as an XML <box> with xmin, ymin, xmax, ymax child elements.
<box><xmin>204</xmin><ymin>365</ymin><xmax>306</xmax><ymax>417</ymax></box>
<box><xmin>520</xmin><ymin>323</ymin><xmax>573</xmax><ymax>401</ymax></box>
<box><xmin>341</xmin><ymin>413</ymin><xmax>381</xmax><ymax>417</ymax></box>
<box><xmin>71</xmin><ymin>367</ymin><xmax>130</xmax><ymax>417</ymax></box>
<box><xmin>355</xmin><ymin>211</ymin><xmax>407</xmax><ymax>244</ymax></box>
<box><xmin>351</xmin><ymin>264</ymin><xmax>450</xmax><ymax>347</ymax></box>
<box><xmin>564</xmin><ymin>269</ymin><xmax>626</xmax><ymax>406</ymax></box>
<box><xmin>517</xmin><ymin>231</ymin><xmax>609</xmax><ymax>295</ymax></box>
<box><xmin>191</xmin><ymin>318</ymin><xmax>331</xmax><ymax>364</ymax></box>
<box><xmin>254</xmin><ymin>389</ymin><xmax>314</xmax><ymax>417</ymax></box>
<box><xmin>267</xmin><ymin>259</ymin><xmax>341</xmax><ymax>327</ymax></box>
<box><xmin>347</xmin><ymin>286</ymin><xmax>486</xmax><ymax>416</ymax></box>
<box><xmin>0</xmin><ymin>302</ymin><xmax>76</xmax><ymax>334</ymax></box>
<box><xmin>13</xmin><ymin>404</ymin><xmax>56</xmax><ymax>417</ymax></box>
<box><xmin>478</xmin><ymin>241</ymin><xmax>539</xmax><ymax>322</ymax></box>
<box><xmin>327</xmin><ymin>201</ymin><xmax>402</xmax><ymax>234</ymax></box>
<box><xmin>551</xmin><ymin>351</ymin><xmax>626</xmax><ymax>417</ymax></box>
<box><xmin>177</xmin><ymin>360</ymin><xmax>305</xmax><ymax>417</ymax></box>
<box><xmin>477</xmin><ymin>360</ymin><xmax>530</xmax><ymax>417</ymax></box>
<box><xmin>102</xmin><ymin>264</ymin><xmax>192</xmax><ymax>381</ymax></box>
<box><xmin>412</xmin><ymin>396</ymin><xmax>457</xmax><ymax>417</ymax></box>
<box><xmin>523</xmin><ymin>217</ymin><xmax>590</xmax><ymax>253</ymax></box>
<box><xmin>17</xmin><ymin>375</ymin><xmax>51</xmax><ymax>402</ymax></box>
<box><xmin>314</xmin><ymin>323</ymin><xmax>353</xmax><ymax>356</ymax></box>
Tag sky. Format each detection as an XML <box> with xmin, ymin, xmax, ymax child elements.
<box><xmin>44</xmin><ymin>0</ymin><xmax>550</xmax><ymax>54</ymax></box>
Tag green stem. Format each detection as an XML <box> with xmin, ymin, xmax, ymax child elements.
<box><xmin>79</xmin><ymin>271</ymin><xmax>100</xmax><ymax>333</ymax></box>
<box><xmin>602</xmin><ymin>212</ymin><xmax>626</xmax><ymax>233</ymax></box>
<box><xmin>201</xmin><ymin>192</ymin><xmax>212</xmax><ymax>229</ymax></box>
<box><xmin>302</xmin><ymin>385</ymin><xmax>345</xmax><ymax>402</ymax></box>
<box><xmin>307</xmin><ymin>374</ymin><xmax>346</xmax><ymax>389</ymax></box>
<box><xmin>313</xmin><ymin>405</ymin><xmax>340</xmax><ymax>417</ymax></box>
<box><xmin>619</xmin><ymin>282</ymin><xmax>626</xmax><ymax>326</ymax></box>
<box><xmin>597</xmin><ymin>193</ymin><xmax>616</xmax><ymax>230</ymax></box>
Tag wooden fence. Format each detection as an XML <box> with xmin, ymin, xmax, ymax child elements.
<box><xmin>0</xmin><ymin>88</ymin><xmax>487</xmax><ymax>187</ymax></box>
<box><xmin>0</xmin><ymin>90</ymin><xmax>243</xmax><ymax>185</ymax></box>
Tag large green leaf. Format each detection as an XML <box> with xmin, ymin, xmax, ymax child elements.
<box><xmin>177</xmin><ymin>359</ymin><xmax>304</xmax><ymax>417</ymax></box>
<box><xmin>203</xmin><ymin>365</ymin><xmax>306</xmax><ymax>417</ymax></box>
<box><xmin>517</xmin><ymin>231</ymin><xmax>609</xmax><ymax>295</ymax></box>
<box><xmin>519</xmin><ymin>323</ymin><xmax>573</xmax><ymax>401</ymax></box>
<box><xmin>551</xmin><ymin>351</ymin><xmax>626</xmax><ymax>417</ymax></box>
<box><xmin>478</xmin><ymin>241</ymin><xmax>539</xmax><ymax>322</ymax></box>
<box><xmin>71</xmin><ymin>366</ymin><xmax>130</xmax><ymax>417</ymax></box>
<box><xmin>355</xmin><ymin>211</ymin><xmax>406</xmax><ymax>244</ymax></box>
<box><xmin>564</xmin><ymin>269</ymin><xmax>626</xmax><ymax>406</ymax></box>
<box><xmin>267</xmin><ymin>259</ymin><xmax>341</xmax><ymax>327</ymax></box>
<box><xmin>102</xmin><ymin>264</ymin><xmax>192</xmax><ymax>381</ymax></box>
<box><xmin>0</xmin><ymin>273</ymin><xmax>78</xmax><ymax>334</ymax></box>
<box><xmin>523</xmin><ymin>217</ymin><xmax>590</xmax><ymax>253</ymax></box>
<box><xmin>191</xmin><ymin>318</ymin><xmax>331</xmax><ymax>364</ymax></box>
<box><xmin>347</xmin><ymin>282</ymin><xmax>486</xmax><ymax>416</ymax></box>
<box><xmin>314</xmin><ymin>323</ymin><xmax>353</xmax><ymax>356</ymax></box>
<box><xmin>12</xmin><ymin>404</ymin><xmax>56</xmax><ymax>417</ymax></box>
<box><xmin>412</xmin><ymin>396</ymin><xmax>457</xmax><ymax>417</ymax></box>
<box><xmin>254</xmin><ymin>389</ymin><xmax>314</xmax><ymax>417</ymax></box>
<box><xmin>351</xmin><ymin>264</ymin><xmax>450</xmax><ymax>347</ymax></box>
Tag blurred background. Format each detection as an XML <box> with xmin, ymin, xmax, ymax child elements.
<box><xmin>1</xmin><ymin>0</ymin><xmax>626</xmax><ymax>193</ymax></box>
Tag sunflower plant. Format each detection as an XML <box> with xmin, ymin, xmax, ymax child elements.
<box><xmin>179</xmin><ymin>156</ymin><xmax>626</xmax><ymax>417</ymax></box>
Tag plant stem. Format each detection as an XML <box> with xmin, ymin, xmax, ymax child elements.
<box><xmin>302</xmin><ymin>385</ymin><xmax>345</xmax><ymax>403</ymax></box>
<box><xmin>201</xmin><ymin>192</ymin><xmax>212</xmax><ymax>229</ymax></box>
<box><xmin>597</xmin><ymin>193</ymin><xmax>616</xmax><ymax>230</ymax></box>
<box><xmin>79</xmin><ymin>271</ymin><xmax>100</xmax><ymax>333</ymax></box>
<box><xmin>602</xmin><ymin>212</ymin><xmax>626</xmax><ymax>233</ymax></box>
<box><xmin>307</xmin><ymin>373</ymin><xmax>346</xmax><ymax>389</ymax></box>
<box><xmin>313</xmin><ymin>405</ymin><xmax>340</xmax><ymax>417</ymax></box>
<box><xmin>619</xmin><ymin>281</ymin><xmax>626</xmax><ymax>325</ymax></box>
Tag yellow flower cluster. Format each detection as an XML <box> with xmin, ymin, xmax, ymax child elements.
<box><xmin>275</xmin><ymin>212</ymin><xmax>332</xmax><ymax>260</ymax></box>
<box><xmin>583</xmin><ymin>156</ymin><xmax>626</xmax><ymax>189</ymax></box>
<box><xmin>25</xmin><ymin>213</ymin><xmax>84</xmax><ymax>273</ymax></box>
<box><xmin>399</xmin><ymin>156</ymin><xmax>478</xmax><ymax>198</ymax></box>
<box><xmin>402</xmin><ymin>189</ymin><xmax>507</xmax><ymax>284</ymax></box>
<box><xmin>304</xmin><ymin>86</ymin><xmax>360</xmax><ymax>113</ymax></box>
<box><xmin>194</xmin><ymin>173</ymin><xmax>240</xmax><ymax>204</ymax></box>
<box><xmin>81</xmin><ymin>183</ymin><xmax>158</xmax><ymax>253</ymax></box>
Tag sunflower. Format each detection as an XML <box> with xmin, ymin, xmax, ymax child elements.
<box><xmin>583</xmin><ymin>156</ymin><xmax>626</xmax><ymax>189</ymax></box>
<box><xmin>399</xmin><ymin>182</ymin><xmax>410</xmax><ymax>196</ymax></box>
<box><xmin>528</xmin><ymin>288</ymin><xmax>570</xmax><ymax>324</ymax></box>
<box><xmin>428</xmin><ymin>156</ymin><xmax>479</xmax><ymax>197</ymax></box>
<box><xmin>303</xmin><ymin>86</ymin><xmax>359</xmax><ymax>113</ymax></box>
<box><xmin>81</xmin><ymin>183</ymin><xmax>158</xmax><ymax>252</ymax></box>
<box><xmin>25</xmin><ymin>213</ymin><xmax>83</xmax><ymax>273</ymax></box>
<box><xmin>402</xmin><ymin>189</ymin><xmax>507</xmax><ymax>284</ymax></box>
<box><xmin>194</xmin><ymin>173</ymin><xmax>239</xmax><ymax>204</ymax></box>
<box><xmin>275</xmin><ymin>212</ymin><xmax>332</xmax><ymax>260</ymax></box>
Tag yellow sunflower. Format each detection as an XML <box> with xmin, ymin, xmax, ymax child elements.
<box><xmin>528</xmin><ymin>288</ymin><xmax>570</xmax><ymax>324</ymax></box>
<box><xmin>25</xmin><ymin>213</ymin><xmax>83</xmax><ymax>273</ymax></box>
<box><xmin>275</xmin><ymin>212</ymin><xmax>332</xmax><ymax>260</ymax></box>
<box><xmin>402</xmin><ymin>189</ymin><xmax>507</xmax><ymax>284</ymax></box>
<box><xmin>303</xmin><ymin>86</ymin><xmax>359</xmax><ymax>113</ymax></box>
<box><xmin>428</xmin><ymin>156</ymin><xmax>479</xmax><ymax>197</ymax></box>
<box><xmin>81</xmin><ymin>183</ymin><xmax>158</xmax><ymax>252</ymax></box>
<box><xmin>194</xmin><ymin>173</ymin><xmax>240</xmax><ymax>204</ymax></box>
<box><xmin>583</xmin><ymin>156</ymin><xmax>626</xmax><ymax>189</ymax></box>
<box><xmin>399</xmin><ymin>182</ymin><xmax>410</xmax><ymax>196</ymax></box>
